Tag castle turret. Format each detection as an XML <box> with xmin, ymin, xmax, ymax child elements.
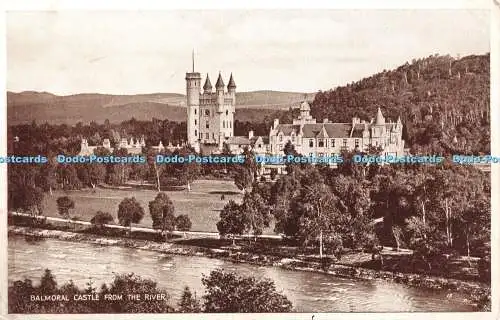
<box><xmin>215</xmin><ymin>72</ymin><xmax>225</xmax><ymax>109</ymax></box>
<box><xmin>186</xmin><ymin>52</ymin><xmax>201</xmax><ymax>146</ymax></box>
<box><xmin>215</xmin><ymin>72</ymin><xmax>225</xmax><ymax>90</ymax></box>
<box><xmin>203</xmin><ymin>74</ymin><xmax>212</xmax><ymax>93</ymax></box>
<box><xmin>227</xmin><ymin>73</ymin><xmax>236</xmax><ymax>105</ymax></box>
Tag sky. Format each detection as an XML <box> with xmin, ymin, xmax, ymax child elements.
<box><xmin>6</xmin><ymin>10</ymin><xmax>490</xmax><ymax>95</ymax></box>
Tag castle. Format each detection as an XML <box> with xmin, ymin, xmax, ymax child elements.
<box><xmin>79</xmin><ymin>56</ymin><xmax>405</xmax><ymax>166</ymax></box>
<box><xmin>185</xmin><ymin>60</ymin><xmax>405</xmax><ymax>164</ymax></box>
<box><xmin>267</xmin><ymin>101</ymin><xmax>405</xmax><ymax>159</ymax></box>
<box><xmin>185</xmin><ymin>68</ymin><xmax>236</xmax><ymax>151</ymax></box>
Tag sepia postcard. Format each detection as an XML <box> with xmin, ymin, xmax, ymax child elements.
<box><xmin>1</xmin><ymin>1</ymin><xmax>499</xmax><ymax>319</ymax></box>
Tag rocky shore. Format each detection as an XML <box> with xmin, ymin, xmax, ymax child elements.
<box><xmin>9</xmin><ymin>226</ymin><xmax>491</xmax><ymax>310</ymax></box>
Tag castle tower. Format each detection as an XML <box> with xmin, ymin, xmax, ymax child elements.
<box><xmin>186</xmin><ymin>51</ymin><xmax>201</xmax><ymax>146</ymax></box>
<box><xmin>185</xmin><ymin>53</ymin><xmax>236</xmax><ymax>148</ymax></box>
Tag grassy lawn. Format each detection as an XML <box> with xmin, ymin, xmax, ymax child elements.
<box><xmin>42</xmin><ymin>180</ymin><xmax>244</xmax><ymax>233</ymax></box>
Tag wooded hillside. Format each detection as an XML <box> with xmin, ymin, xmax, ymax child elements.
<box><xmin>311</xmin><ymin>54</ymin><xmax>490</xmax><ymax>154</ymax></box>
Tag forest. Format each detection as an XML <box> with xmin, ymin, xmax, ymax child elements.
<box><xmin>311</xmin><ymin>54</ymin><xmax>490</xmax><ymax>155</ymax></box>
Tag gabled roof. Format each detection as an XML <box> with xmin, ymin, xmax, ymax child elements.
<box><xmin>275</xmin><ymin>124</ymin><xmax>301</xmax><ymax>136</ymax></box>
<box><xmin>226</xmin><ymin>136</ymin><xmax>251</xmax><ymax>145</ymax></box>
<box><xmin>316</xmin><ymin>126</ymin><xmax>329</xmax><ymax>138</ymax></box>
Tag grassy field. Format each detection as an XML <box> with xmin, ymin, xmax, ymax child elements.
<box><xmin>42</xmin><ymin>180</ymin><xmax>245</xmax><ymax>233</ymax></box>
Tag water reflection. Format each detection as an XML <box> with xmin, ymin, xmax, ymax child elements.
<box><xmin>8</xmin><ymin>236</ymin><xmax>475</xmax><ymax>312</ymax></box>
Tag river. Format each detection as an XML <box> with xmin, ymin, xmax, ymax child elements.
<box><xmin>8</xmin><ymin>236</ymin><xmax>475</xmax><ymax>312</ymax></box>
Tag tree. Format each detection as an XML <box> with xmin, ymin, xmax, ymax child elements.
<box><xmin>56</xmin><ymin>196</ymin><xmax>75</xmax><ymax>219</ymax></box>
<box><xmin>105</xmin><ymin>273</ymin><xmax>173</xmax><ymax>313</ymax></box>
<box><xmin>172</xmin><ymin>147</ymin><xmax>201</xmax><ymax>192</ymax></box>
<box><xmin>39</xmin><ymin>269</ymin><xmax>57</xmax><ymax>294</ymax></box>
<box><xmin>217</xmin><ymin>200</ymin><xmax>248</xmax><ymax>245</ymax></box>
<box><xmin>240</xmin><ymin>191</ymin><xmax>271</xmax><ymax>240</ymax></box>
<box><xmin>232</xmin><ymin>147</ymin><xmax>257</xmax><ymax>192</ymax></box>
<box><xmin>78</xmin><ymin>163</ymin><xmax>106</xmax><ymax>189</ymax></box>
<box><xmin>202</xmin><ymin>269</ymin><xmax>293</xmax><ymax>312</ymax></box>
<box><xmin>90</xmin><ymin>211</ymin><xmax>114</xmax><ymax>228</ymax></box>
<box><xmin>23</xmin><ymin>186</ymin><xmax>44</xmax><ymax>215</ymax></box>
<box><xmin>147</xmin><ymin>148</ymin><xmax>164</xmax><ymax>192</ymax></box>
<box><xmin>292</xmin><ymin>183</ymin><xmax>343</xmax><ymax>258</ymax></box>
<box><xmin>149</xmin><ymin>193</ymin><xmax>176</xmax><ymax>235</ymax></box>
<box><xmin>175</xmin><ymin>214</ymin><xmax>192</xmax><ymax>231</ymax></box>
<box><xmin>233</xmin><ymin>166</ymin><xmax>253</xmax><ymax>193</ymax></box>
<box><xmin>177</xmin><ymin>286</ymin><xmax>201</xmax><ymax>313</ymax></box>
<box><xmin>117</xmin><ymin>197</ymin><xmax>145</xmax><ymax>230</ymax></box>
<box><xmin>329</xmin><ymin>175</ymin><xmax>373</xmax><ymax>249</ymax></box>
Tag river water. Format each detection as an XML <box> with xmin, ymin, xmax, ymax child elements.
<box><xmin>8</xmin><ymin>236</ymin><xmax>475</xmax><ymax>312</ymax></box>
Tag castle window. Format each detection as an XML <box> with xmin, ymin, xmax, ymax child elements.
<box><xmin>223</xmin><ymin>121</ymin><xmax>225</xmax><ymax>129</ymax></box>
<box><xmin>206</xmin><ymin>133</ymin><xmax>209</xmax><ymax>139</ymax></box>
<box><xmin>318</xmin><ymin>139</ymin><xmax>324</xmax><ymax>147</ymax></box>
<box><xmin>213</xmin><ymin>133</ymin><xmax>215</xmax><ymax>139</ymax></box>
<box><xmin>343</xmin><ymin>139</ymin><xmax>347</xmax><ymax>147</ymax></box>
<box><xmin>309</xmin><ymin>139</ymin><xmax>314</xmax><ymax>147</ymax></box>
<box><xmin>194</xmin><ymin>109</ymin><xmax>197</xmax><ymax>115</ymax></box>
<box><xmin>205</xmin><ymin>109</ymin><xmax>210</xmax><ymax>116</ymax></box>
<box><xmin>195</xmin><ymin>130</ymin><xmax>197</xmax><ymax>137</ymax></box>
<box><xmin>258</xmin><ymin>144</ymin><xmax>262</xmax><ymax>148</ymax></box>
<box><xmin>226</xmin><ymin>110</ymin><xmax>229</xmax><ymax>116</ymax></box>
<box><xmin>355</xmin><ymin>139</ymin><xmax>360</xmax><ymax>148</ymax></box>
<box><xmin>291</xmin><ymin>135</ymin><xmax>295</xmax><ymax>142</ymax></box>
<box><xmin>279</xmin><ymin>135</ymin><xmax>283</xmax><ymax>142</ymax></box>
<box><xmin>206</xmin><ymin>121</ymin><xmax>209</xmax><ymax>129</ymax></box>
<box><xmin>195</xmin><ymin>119</ymin><xmax>197</xmax><ymax>125</ymax></box>
<box><xmin>331</xmin><ymin>139</ymin><xmax>335</xmax><ymax>147</ymax></box>
<box><xmin>229</xmin><ymin>122</ymin><xmax>232</xmax><ymax>128</ymax></box>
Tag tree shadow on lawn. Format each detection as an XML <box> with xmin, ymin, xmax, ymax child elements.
<box><xmin>208</xmin><ymin>191</ymin><xmax>241</xmax><ymax>196</ymax></box>
<box><xmin>102</xmin><ymin>184</ymin><xmax>186</xmax><ymax>192</ymax></box>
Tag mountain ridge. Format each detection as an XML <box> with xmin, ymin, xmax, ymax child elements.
<box><xmin>7</xmin><ymin>90</ymin><xmax>314</xmax><ymax>124</ymax></box>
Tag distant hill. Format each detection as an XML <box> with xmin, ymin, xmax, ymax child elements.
<box><xmin>7</xmin><ymin>90</ymin><xmax>314</xmax><ymax>125</ymax></box>
<box><xmin>311</xmin><ymin>53</ymin><xmax>490</xmax><ymax>154</ymax></box>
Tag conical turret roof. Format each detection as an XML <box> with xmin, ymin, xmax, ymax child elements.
<box><xmin>375</xmin><ymin>107</ymin><xmax>385</xmax><ymax>125</ymax></box>
<box><xmin>215</xmin><ymin>72</ymin><xmax>225</xmax><ymax>88</ymax></box>
<box><xmin>203</xmin><ymin>74</ymin><xmax>212</xmax><ymax>91</ymax></box>
<box><xmin>227</xmin><ymin>73</ymin><xmax>236</xmax><ymax>89</ymax></box>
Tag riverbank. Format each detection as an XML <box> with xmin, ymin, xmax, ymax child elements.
<box><xmin>8</xmin><ymin>226</ymin><xmax>490</xmax><ymax>311</ymax></box>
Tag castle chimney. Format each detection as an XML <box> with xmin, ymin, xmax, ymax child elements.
<box><xmin>248</xmin><ymin>130</ymin><xmax>254</xmax><ymax>139</ymax></box>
